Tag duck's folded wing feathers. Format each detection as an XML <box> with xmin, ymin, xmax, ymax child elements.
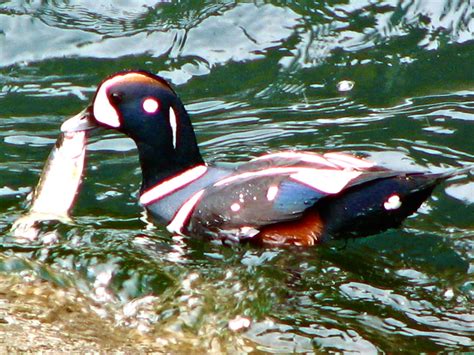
<box><xmin>188</xmin><ymin>166</ymin><xmax>405</xmax><ymax>238</ymax></box>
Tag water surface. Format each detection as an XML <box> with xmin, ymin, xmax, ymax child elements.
<box><xmin>1</xmin><ymin>1</ymin><xmax>473</xmax><ymax>352</ymax></box>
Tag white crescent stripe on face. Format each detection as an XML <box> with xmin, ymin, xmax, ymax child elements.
<box><xmin>93</xmin><ymin>75</ymin><xmax>126</xmax><ymax>128</ymax></box>
<box><xmin>169</xmin><ymin>107</ymin><xmax>177</xmax><ymax>149</ymax></box>
<box><xmin>167</xmin><ymin>189</ymin><xmax>205</xmax><ymax>234</ymax></box>
<box><xmin>139</xmin><ymin>165</ymin><xmax>207</xmax><ymax>205</ymax></box>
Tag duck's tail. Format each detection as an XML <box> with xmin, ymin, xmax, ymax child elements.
<box><xmin>320</xmin><ymin>164</ymin><xmax>473</xmax><ymax>240</ymax></box>
<box><xmin>429</xmin><ymin>164</ymin><xmax>474</xmax><ymax>181</ymax></box>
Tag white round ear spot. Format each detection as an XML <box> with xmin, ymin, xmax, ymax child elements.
<box><xmin>143</xmin><ymin>97</ymin><xmax>159</xmax><ymax>114</ymax></box>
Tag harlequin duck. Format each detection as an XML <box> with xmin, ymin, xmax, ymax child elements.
<box><xmin>61</xmin><ymin>70</ymin><xmax>471</xmax><ymax>246</ymax></box>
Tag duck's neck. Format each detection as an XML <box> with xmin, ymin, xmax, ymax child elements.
<box><xmin>135</xmin><ymin>104</ymin><xmax>204</xmax><ymax>192</ymax></box>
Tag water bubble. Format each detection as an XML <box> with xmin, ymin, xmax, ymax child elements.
<box><xmin>228</xmin><ymin>315</ymin><xmax>252</xmax><ymax>332</ymax></box>
<box><xmin>337</xmin><ymin>80</ymin><xmax>355</xmax><ymax>92</ymax></box>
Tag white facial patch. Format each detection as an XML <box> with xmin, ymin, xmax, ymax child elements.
<box><xmin>93</xmin><ymin>75</ymin><xmax>125</xmax><ymax>128</ymax></box>
<box><xmin>384</xmin><ymin>194</ymin><xmax>402</xmax><ymax>210</ymax></box>
<box><xmin>143</xmin><ymin>97</ymin><xmax>159</xmax><ymax>114</ymax></box>
<box><xmin>169</xmin><ymin>107</ymin><xmax>177</xmax><ymax>149</ymax></box>
<box><xmin>93</xmin><ymin>72</ymin><xmax>161</xmax><ymax>128</ymax></box>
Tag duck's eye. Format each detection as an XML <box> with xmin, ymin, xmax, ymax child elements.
<box><xmin>142</xmin><ymin>97</ymin><xmax>160</xmax><ymax>114</ymax></box>
<box><xmin>110</xmin><ymin>92</ymin><xmax>123</xmax><ymax>105</ymax></box>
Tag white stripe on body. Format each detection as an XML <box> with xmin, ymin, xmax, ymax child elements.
<box><xmin>140</xmin><ymin>165</ymin><xmax>207</xmax><ymax>205</ymax></box>
<box><xmin>167</xmin><ymin>190</ymin><xmax>205</xmax><ymax>234</ymax></box>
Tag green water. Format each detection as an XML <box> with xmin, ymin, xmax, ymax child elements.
<box><xmin>1</xmin><ymin>1</ymin><xmax>473</xmax><ymax>352</ymax></box>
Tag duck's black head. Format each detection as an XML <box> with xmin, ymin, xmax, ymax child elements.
<box><xmin>61</xmin><ymin>70</ymin><xmax>203</xmax><ymax>190</ymax></box>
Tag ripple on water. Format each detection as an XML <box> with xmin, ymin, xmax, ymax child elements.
<box><xmin>339</xmin><ymin>282</ymin><xmax>473</xmax><ymax>347</ymax></box>
<box><xmin>1</xmin><ymin>0</ymin><xmax>474</xmax><ymax>352</ymax></box>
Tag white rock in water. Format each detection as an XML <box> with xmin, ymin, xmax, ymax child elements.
<box><xmin>228</xmin><ymin>315</ymin><xmax>252</xmax><ymax>331</ymax></box>
<box><xmin>337</xmin><ymin>80</ymin><xmax>355</xmax><ymax>92</ymax></box>
<box><xmin>41</xmin><ymin>231</ymin><xmax>59</xmax><ymax>245</ymax></box>
<box><xmin>444</xmin><ymin>288</ymin><xmax>454</xmax><ymax>300</ymax></box>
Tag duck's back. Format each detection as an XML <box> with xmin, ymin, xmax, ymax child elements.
<box><xmin>180</xmin><ymin>152</ymin><xmax>438</xmax><ymax>244</ymax></box>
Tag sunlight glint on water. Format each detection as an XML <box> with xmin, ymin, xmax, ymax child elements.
<box><xmin>0</xmin><ymin>1</ymin><xmax>473</xmax><ymax>352</ymax></box>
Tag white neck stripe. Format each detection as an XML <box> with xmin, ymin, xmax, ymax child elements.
<box><xmin>140</xmin><ymin>165</ymin><xmax>207</xmax><ymax>205</ymax></box>
<box><xmin>169</xmin><ymin>107</ymin><xmax>177</xmax><ymax>149</ymax></box>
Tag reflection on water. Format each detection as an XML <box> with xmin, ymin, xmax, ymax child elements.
<box><xmin>1</xmin><ymin>1</ymin><xmax>473</xmax><ymax>352</ymax></box>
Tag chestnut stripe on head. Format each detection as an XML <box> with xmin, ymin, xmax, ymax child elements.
<box><xmin>110</xmin><ymin>72</ymin><xmax>173</xmax><ymax>91</ymax></box>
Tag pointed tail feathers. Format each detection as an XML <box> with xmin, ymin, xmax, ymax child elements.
<box><xmin>430</xmin><ymin>164</ymin><xmax>474</xmax><ymax>180</ymax></box>
<box><xmin>321</xmin><ymin>164</ymin><xmax>473</xmax><ymax>240</ymax></box>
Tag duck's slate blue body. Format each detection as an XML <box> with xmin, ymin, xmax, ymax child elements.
<box><xmin>144</xmin><ymin>166</ymin><xmax>232</xmax><ymax>225</ymax></box>
<box><xmin>143</xmin><ymin>154</ymin><xmax>441</xmax><ymax>244</ymax></box>
<box><xmin>60</xmin><ymin>70</ymin><xmax>469</xmax><ymax>246</ymax></box>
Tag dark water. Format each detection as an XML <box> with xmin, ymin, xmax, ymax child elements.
<box><xmin>1</xmin><ymin>1</ymin><xmax>473</xmax><ymax>352</ymax></box>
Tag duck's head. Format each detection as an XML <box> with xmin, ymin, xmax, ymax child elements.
<box><xmin>62</xmin><ymin>70</ymin><xmax>203</xmax><ymax>187</ymax></box>
<box><xmin>62</xmin><ymin>70</ymin><xmax>181</xmax><ymax>143</ymax></box>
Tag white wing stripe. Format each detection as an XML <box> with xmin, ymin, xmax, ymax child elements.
<box><xmin>290</xmin><ymin>170</ymin><xmax>361</xmax><ymax>194</ymax></box>
<box><xmin>252</xmin><ymin>152</ymin><xmax>338</xmax><ymax>168</ymax></box>
<box><xmin>323</xmin><ymin>152</ymin><xmax>375</xmax><ymax>169</ymax></box>
<box><xmin>214</xmin><ymin>167</ymin><xmax>361</xmax><ymax>194</ymax></box>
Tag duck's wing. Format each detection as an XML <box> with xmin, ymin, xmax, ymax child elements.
<box><xmin>187</xmin><ymin>152</ymin><xmax>395</xmax><ymax>239</ymax></box>
<box><xmin>236</xmin><ymin>151</ymin><xmax>377</xmax><ymax>171</ymax></box>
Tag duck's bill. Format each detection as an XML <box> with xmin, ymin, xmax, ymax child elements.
<box><xmin>61</xmin><ymin>106</ymin><xmax>97</xmax><ymax>132</ymax></box>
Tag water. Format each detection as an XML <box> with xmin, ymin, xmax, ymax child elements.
<box><xmin>1</xmin><ymin>1</ymin><xmax>473</xmax><ymax>352</ymax></box>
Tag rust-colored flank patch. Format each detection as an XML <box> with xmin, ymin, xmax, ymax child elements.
<box><xmin>257</xmin><ymin>211</ymin><xmax>325</xmax><ymax>246</ymax></box>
